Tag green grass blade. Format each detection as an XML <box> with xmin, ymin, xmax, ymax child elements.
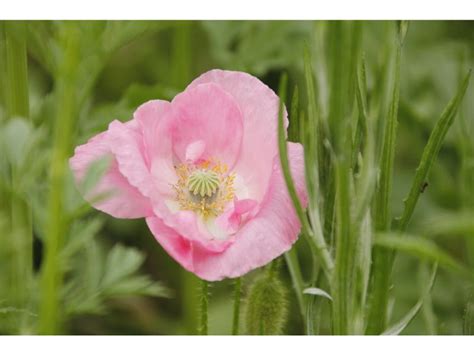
<box><xmin>284</xmin><ymin>247</ymin><xmax>306</xmax><ymax>321</ymax></box>
<box><xmin>425</xmin><ymin>211</ymin><xmax>474</xmax><ymax>237</ymax></box>
<box><xmin>303</xmin><ymin>287</ymin><xmax>332</xmax><ymax>301</ymax></box>
<box><xmin>352</xmin><ymin>57</ymin><xmax>375</xmax><ymax>331</ymax></box>
<box><xmin>302</xmin><ymin>45</ymin><xmax>322</xmax><ymax>220</ymax></box>
<box><xmin>2</xmin><ymin>21</ymin><xmax>33</xmax><ymax>333</ymax></box>
<box><xmin>396</xmin><ymin>70</ymin><xmax>471</xmax><ymax>232</ymax></box>
<box><xmin>328</xmin><ymin>21</ymin><xmax>361</xmax><ymax>335</ymax></box>
<box><xmin>382</xmin><ymin>263</ymin><xmax>437</xmax><ymax>335</ymax></box>
<box><xmin>366</xmin><ymin>22</ymin><xmax>405</xmax><ymax>334</ymax></box>
<box><xmin>38</xmin><ymin>25</ymin><xmax>80</xmax><ymax>334</ymax></box>
<box><xmin>419</xmin><ymin>262</ymin><xmax>437</xmax><ymax>334</ymax></box>
<box><xmin>374</xmin><ymin>233</ymin><xmax>472</xmax><ymax>278</ymax></box>
<box><xmin>332</xmin><ymin>155</ymin><xmax>351</xmax><ymax>335</ymax></box>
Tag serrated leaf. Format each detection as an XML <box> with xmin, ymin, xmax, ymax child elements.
<box><xmin>103</xmin><ymin>275</ymin><xmax>171</xmax><ymax>298</ymax></box>
<box><xmin>61</xmin><ymin>218</ymin><xmax>104</xmax><ymax>261</ymax></box>
<box><xmin>101</xmin><ymin>244</ymin><xmax>145</xmax><ymax>288</ymax></box>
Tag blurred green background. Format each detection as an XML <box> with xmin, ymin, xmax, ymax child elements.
<box><xmin>0</xmin><ymin>21</ymin><xmax>473</xmax><ymax>335</ymax></box>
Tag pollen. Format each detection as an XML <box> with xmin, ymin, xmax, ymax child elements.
<box><xmin>174</xmin><ymin>159</ymin><xmax>235</xmax><ymax>218</ymax></box>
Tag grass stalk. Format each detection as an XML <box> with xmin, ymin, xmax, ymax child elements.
<box><xmin>2</xmin><ymin>21</ymin><xmax>32</xmax><ymax>332</ymax></box>
<box><xmin>396</xmin><ymin>70</ymin><xmax>471</xmax><ymax>232</ymax></box>
<box><xmin>366</xmin><ymin>23</ymin><xmax>404</xmax><ymax>334</ymax></box>
<box><xmin>278</xmin><ymin>73</ymin><xmax>334</xmax><ymax>281</ymax></box>
<box><xmin>38</xmin><ymin>25</ymin><xmax>79</xmax><ymax>334</ymax></box>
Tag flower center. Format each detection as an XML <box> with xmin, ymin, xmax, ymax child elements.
<box><xmin>174</xmin><ymin>160</ymin><xmax>235</xmax><ymax>218</ymax></box>
<box><xmin>187</xmin><ymin>169</ymin><xmax>220</xmax><ymax>198</ymax></box>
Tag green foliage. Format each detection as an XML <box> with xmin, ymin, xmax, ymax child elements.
<box><xmin>382</xmin><ymin>263</ymin><xmax>437</xmax><ymax>335</ymax></box>
<box><xmin>245</xmin><ymin>263</ymin><xmax>289</xmax><ymax>335</ymax></box>
<box><xmin>278</xmin><ymin>20</ymin><xmax>472</xmax><ymax>336</ymax></box>
<box><xmin>63</xmin><ymin>242</ymin><xmax>170</xmax><ymax>316</ymax></box>
<box><xmin>397</xmin><ymin>70</ymin><xmax>471</xmax><ymax>232</ymax></box>
<box><xmin>375</xmin><ymin>233</ymin><xmax>471</xmax><ymax>278</ymax></box>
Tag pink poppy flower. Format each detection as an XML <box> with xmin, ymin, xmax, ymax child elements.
<box><xmin>70</xmin><ymin>69</ymin><xmax>307</xmax><ymax>281</ymax></box>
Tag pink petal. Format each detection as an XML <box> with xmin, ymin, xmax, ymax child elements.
<box><xmin>169</xmin><ymin>82</ymin><xmax>244</xmax><ymax>167</ymax></box>
<box><xmin>134</xmin><ymin>100</ymin><xmax>178</xmax><ymax>199</ymax></box>
<box><xmin>216</xmin><ymin>198</ymin><xmax>258</xmax><ymax>233</ymax></box>
<box><xmin>146</xmin><ymin>143</ymin><xmax>307</xmax><ymax>281</ymax></box>
<box><xmin>187</xmin><ymin>70</ymin><xmax>289</xmax><ymax>206</ymax></box>
<box><xmin>185</xmin><ymin>140</ymin><xmax>206</xmax><ymax>162</ymax></box>
<box><xmin>69</xmin><ymin>129</ymin><xmax>152</xmax><ymax>219</ymax></box>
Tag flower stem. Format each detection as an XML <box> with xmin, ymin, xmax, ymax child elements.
<box><xmin>232</xmin><ymin>277</ymin><xmax>242</xmax><ymax>335</ymax></box>
<box><xmin>198</xmin><ymin>279</ymin><xmax>209</xmax><ymax>335</ymax></box>
<box><xmin>284</xmin><ymin>248</ymin><xmax>305</xmax><ymax>321</ymax></box>
<box><xmin>366</xmin><ymin>24</ymin><xmax>403</xmax><ymax>334</ymax></box>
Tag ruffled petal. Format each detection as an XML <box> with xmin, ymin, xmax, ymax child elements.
<box><xmin>146</xmin><ymin>143</ymin><xmax>306</xmax><ymax>280</ymax></box>
<box><xmin>69</xmin><ymin>129</ymin><xmax>152</xmax><ymax>219</ymax></box>
<box><xmin>169</xmin><ymin>82</ymin><xmax>244</xmax><ymax>168</ymax></box>
<box><xmin>186</xmin><ymin>69</ymin><xmax>288</xmax><ymax>205</ymax></box>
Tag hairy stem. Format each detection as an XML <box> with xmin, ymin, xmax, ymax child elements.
<box><xmin>198</xmin><ymin>279</ymin><xmax>209</xmax><ymax>335</ymax></box>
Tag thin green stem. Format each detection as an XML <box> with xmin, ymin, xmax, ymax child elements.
<box><xmin>396</xmin><ymin>70</ymin><xmax>471</xmax><ymax>232</ymax></box>
<box><xmin>198</xmin><ymin>279</ymin><xmax>209</xmax><ymax>335</ymax></box>
<box><xmin>277</xmin><ymin>73</ymin><xmax>334</xmax><ymax>281</ymax></box>
<box><xmin>284</xmin><ymin>247</ymin><xmax>306</xmax><ymax>321</ymax></box>
<box><xmin>232</xmin><ymin>278</ymin><xmax>241</xmax><ymax>335</ymax></box>
<box><xmin>366</xmin><ymin>23</ymin><xmax>404</xmax><ymax>334</ymax></box>
<box><xmin>38</xmin><ymin>25</ymin><xmax>79</xmax><ymax>334</ymax></box>
<box><xmin>332</xmin><ymin>155</ymin><xmax>351</xmax><ymax>335</ymax></box>
<box><xmin>171</xmin><ymin>22</ymin><xmax>192</xmax><ymax>89</ymax></box>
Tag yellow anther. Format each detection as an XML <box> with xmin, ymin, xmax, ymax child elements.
<box><xmin>174</xmin><ymin>160</ymin><xmax>235</xmax><ymax>218</ymax></box>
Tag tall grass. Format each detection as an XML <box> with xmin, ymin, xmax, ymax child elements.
<box><xmin>1</xmin><ymin>20</ymin><xmax>33</xmax><ymax>334</ymax></box>
<box><xmin>278</xmin><ymin>20</ymin><xmax>473</xmax><ymax>335</ymax></box>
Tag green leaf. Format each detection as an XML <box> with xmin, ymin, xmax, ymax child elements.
<box><xmin>1</xmin><ymin>118</ymin><xmax>33</xmax><ymax>168</ymax></box>
<box><xmin>61</xmin><ymin>218</ymin><xmax>104</xmax><ymax>261</ymax></box>
<box><xmin>367</xmin><ymin>22</ymin><xmax>405</xmax><ymax>335</ymax></box>
<box><xmin>63</xmin><ymin>242</ymin><xmax>171</xmax><ymax>316</ymax></box>
<box><xmin>102</xmin><ymin>244</ymin><xmax>146</xmax><ymax>288</ymax></box>
<box><xmin>303</xmin><ymin>287</ymin><xmax>332</xmax><ymax>301</ymax></box>
<box><xmin>382</xmin><ymin>263</ymin><xmax>437</xmax><ymax>335</ymax></box>
<box><xmin>374</xmin><ymin>233</ymin><xmax>472</xmax><ymax>278</ymax></box>
<box><xmin>397</xmin><ymin>70</ymin><xmax>471</xmax><ymax>232</ymax></box>
<box><xmin>425</xmin><ymin>211</ymin><xmax>474</xmax><ymax>237</ymax></box>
